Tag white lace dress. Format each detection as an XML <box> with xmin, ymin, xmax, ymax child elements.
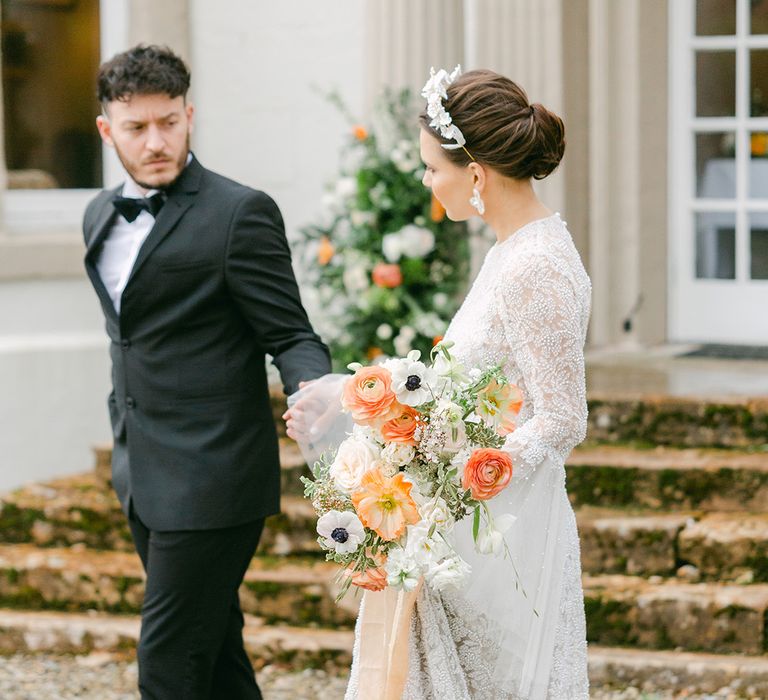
<box><xmin>345</xmin><ymin>213</ymin><xmax>591</xmax><ymax>699</ymax></box>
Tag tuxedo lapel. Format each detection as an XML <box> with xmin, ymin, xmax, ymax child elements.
<box><xmin>125</xmin><ymin>158</ymin><xmax>203</xmax><ymax>287</ymax></box>
<box><xmin>84</xmin><ymin>191</ymin><xmax>120</xmax><ymax>323</ymax></box>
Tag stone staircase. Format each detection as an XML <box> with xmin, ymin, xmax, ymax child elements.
<box><xmin>0</xmin><ymin>394</ymin><xmax>767</xmax><ymax>696</ymax></box>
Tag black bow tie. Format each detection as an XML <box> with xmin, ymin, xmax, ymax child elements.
<box><xmin>112</xmin><ymin>193</ymin><xmax>165</xmax><ymax>223</ymax></box>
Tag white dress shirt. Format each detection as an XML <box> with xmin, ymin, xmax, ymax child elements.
<box><xmin>96</xmin><ymin>177</ymin><xmax>161</xmax><ymax>314</ymax></box>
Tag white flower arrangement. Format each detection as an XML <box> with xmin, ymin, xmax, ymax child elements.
<box><xmin>297</xmin><ymin>88</ymin><xmax>470</xmax><ymax>371</ymax></box>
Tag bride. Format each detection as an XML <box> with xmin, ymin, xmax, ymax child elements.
<box><xmin>287</xmin><ymin>66</ymin><xmax>591</xmax><ymax>699</ymax></box>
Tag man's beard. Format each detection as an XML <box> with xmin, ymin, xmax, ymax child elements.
<box><xmin>114</xmin><ymin>134</ymin><xmax>190</xmax><ymax>191</ymax></box>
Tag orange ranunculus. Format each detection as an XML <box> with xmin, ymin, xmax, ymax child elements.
<box><xmin>430</xmin><ymin>193</ymin><xmax>446</xmax><ymax>222</ymax></box>
<box><xmin>462</xmin><ymin>448</ymin><xmax>514</xmax><ymax>501</ymax></box>
<box><xmin>476</xmin><ymin>379</ymin><xmax>523</xmax><ymax>434</ymax></box>
<box><xmin>347</xmin><ymin>554</ymin><xmax>387</xmax><ymax>591</ymax></box>
<box><xmin>317</xmin><ymin>236</ymin><xmax>335</xmax><ymax>266</ymax></box>
<box><xmin>342</xmin><ymin>365</ymin><xmax>399</xmax><ymax>426</ymax></box>
<box><xmin>353</xmin><ymin>124</ymin><xmax>369</xmax><ymax>141</ymax></box>
<box><xmin>372</xmin><ymin>262</ymin><xmax>403</xmax><ymax>288</ymax></box>
<box><xmin>352</xmin><ymin>469</ymin><xmax>420</xmax><ymax>541</ymax></box>
<box><xmin>380</xmin><ymin>405</ymin><xmax>420</xmax><ymax>445</ymax></box>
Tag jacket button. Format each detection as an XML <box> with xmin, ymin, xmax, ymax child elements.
<box><xmin>121</xmin><ymin>339</ymin><xmax>131</xmax><ymax>350</ymax></box>
<box><xmin>126</xmin><ymin>397</ymin><xmax>136</xmax><ymax>409</ymax></box>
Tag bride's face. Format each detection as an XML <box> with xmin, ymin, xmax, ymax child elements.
<box><xmin>419</xmin><ymin>129</ymin><xmax>476</xmax><ymax>221</ymax></box>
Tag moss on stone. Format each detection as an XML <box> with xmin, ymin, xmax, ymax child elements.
<box><xmin>584</xmin><ymin>596</ymin><xmax>635</xmax><ymax>646</ymax></box>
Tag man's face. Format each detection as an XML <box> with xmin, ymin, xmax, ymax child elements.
<box><xmin>96</xmin><ymin>93</ymin><xmax>194</xmax><ymax>191</ymax></box>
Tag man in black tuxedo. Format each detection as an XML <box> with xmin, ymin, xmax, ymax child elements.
<box><xmin>83</xmin><ymin>45</ymin><xmax>330</xmax><ymax>699</ymax></box>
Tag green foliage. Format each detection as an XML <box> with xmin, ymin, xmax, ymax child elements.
<box><xmin>297</xmin><ymin>88</ymin><xmax>470</xmax><ymax>370</ymax></box>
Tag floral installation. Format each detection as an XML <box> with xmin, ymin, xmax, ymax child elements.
<box><xmin>301</xmin><ymin>341</ymin><xmax>525</xmax><ymax>600</ymax></box>
<box><xmin>297</xmin><ymin>89</ymin><xmax>470</xmax><ymax>371</ymax></box>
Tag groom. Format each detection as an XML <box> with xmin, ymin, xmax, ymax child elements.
<box><xmin>83</xmin><ymin>45</ymin><xmax>330</xmax><ymax>699</ymax></box>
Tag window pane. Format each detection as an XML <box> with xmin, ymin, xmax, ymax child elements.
<box><xmin>695</xmin><ymin>212</ymin><xmax>736</xmax><ymax>279</ymax></box>
<box><xmin>750</xmin><ymin>217</ymin><xmax>768</xmax><ymax>279</ymax></box>
<box><xmin>696</xmin><ymin>132</ymin><xmax>736</xmax><ymax>198</ymax></box>
<box><xmin>752</xmin><ymin>0</ymin><xmax>768</xmax><ymax>35</ymax></box>
<box><xmin>751</xmin><ymin>50</ymin><xmax>768</xmax><ymax>116</ymax></box>
<box><xmin>750</xmin><ymin>132</ymin><xmax>768</xmax><ymax>197</ymax></box>
<box><xmin>1</xmin><ymin>0</ymin><xmax>102</xmax><ymax>189</ymax></box>
<box><xmin>696</xmin><ymin>51</ymin><xmax>736</xmax><ymax>117</ymax></box>
<box><xmin>697</xmin><ymin>0</ymin><xmax>736</xmax><ymax>36</ymax></box>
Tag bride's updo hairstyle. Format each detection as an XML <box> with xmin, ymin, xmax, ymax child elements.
<box><xmin>419</xmin><ymin>69</ymin><xmax>565</xmax><ymax>180</ymax></box>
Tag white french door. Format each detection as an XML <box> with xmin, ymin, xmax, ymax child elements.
<box><xmin>670</xmin><ymin>0</ymin><xmax>768</xmax><ymax>344</ymax></box>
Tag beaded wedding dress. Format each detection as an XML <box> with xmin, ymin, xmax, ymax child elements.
<box><xmin>345</xmin><ymin>213</ymin><xmax>592</xmax><ymax>699</ymax></box>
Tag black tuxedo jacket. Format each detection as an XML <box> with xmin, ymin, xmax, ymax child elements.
<box><xmin>83</xmin><ymin>157</ymin><xmax>330</xmax><ymax>531</ymax></box>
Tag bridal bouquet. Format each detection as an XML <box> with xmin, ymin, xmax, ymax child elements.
<box><xmin>301</xmin><ymin>341</ymin><xmax>523</xmax><ymax>599</ymax></box>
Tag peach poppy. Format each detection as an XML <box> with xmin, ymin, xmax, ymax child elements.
<box><xmin>462</xmin><ymin>448</ymin><xmax>514</xmax><ymax>501</ymax></box>
<box><xmin>317</xmin><ymin>236</ymin><xmax>335</xmax><ymax>266</ymax></box>
<box><xmin>372</xmin><ymin>262</ymin><xmax>403</xmax><ymax>288</ymax></box>
<box><xmin>476</xmin><ymin>379</ymin><xmax>523</xmax><ymax>434</ymax></box>
<box><xmin>353</xmin><ymin>124</ymin><xmax>369</xmax><ymax>141</ymax></box>
<box><xmin>347</xmin><ymin>554</ymin><xmax>387</xmax><ymax>591</ymax></box>
<box><xmin>380</xmin><ymin>405</ymin><xmax>420</xmax><ymax>445</ymax></box>
<box><xmin>430</xmin><ymin>193</ymin><xmax>446</xmax><ymax>222</ymax></box>
<box><xmin>342</xmin><ymin>365</ymin><xmax>399</xmax><ymax>426</ymax></box>
<box><xmin>352</xmin><ymin>469</ymin><xmax>420</xmax><ymax>541</ymax></box>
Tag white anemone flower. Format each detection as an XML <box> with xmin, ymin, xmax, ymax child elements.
<box><xmin>316</xmin><ymin>510</ymin><xmax>366</xmax><ymax>554</ymax></box>
<box><xmin>388</xmin><ymin>350</ymin><xmax>437</xmax><ymax>406</ymax></box>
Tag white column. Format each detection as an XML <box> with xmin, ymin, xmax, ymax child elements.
<box><xmin>587</xmin><ymin>0</ymin><xmax>667</xmax><ymax>347</ymax></box>
<box><xmin>364</xmin><ymin>0</ymin><xmax>464</xmax><ymax>107</ymax></box>
<box><xmin>129</xmin><ymin>0</ymin><xmax>190</xmax><ymax>61</ymax></box>
<box><xmin>471</xmin><ymin>0</ymin><xmax>566</xmax><ymax>211</ymax></box>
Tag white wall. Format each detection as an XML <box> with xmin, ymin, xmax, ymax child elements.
<box><xmin>189</xmin><ymin>0</ymin><xmax>367</xmax><ymax>246</ymax></box>
<box><xmin>0</xmin><ymin>279</ymin><xmax>111</xmax><ymax>491</ymax></box>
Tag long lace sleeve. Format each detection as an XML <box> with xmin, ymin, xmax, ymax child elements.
<box><xmin>497</xmin><ymin>250</ymin><xmax>588</xmax><ymax>479</ymax></box>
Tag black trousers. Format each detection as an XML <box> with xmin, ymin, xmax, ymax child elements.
<box><xmin>128</xmin><ymin>508</ymin><xmax>265</xmax><ymax>700</ymax></box>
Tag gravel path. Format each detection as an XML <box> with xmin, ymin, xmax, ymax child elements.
<box><xmin>0</xmin><ymin>654</ymin><xmax>755</xmax><ymax>700</ymax></box>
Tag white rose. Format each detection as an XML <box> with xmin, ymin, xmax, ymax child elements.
<box><xmin>382</xmin><ymin>232</ymin><xmax>403</xmax><ymax>262</ymax></box>
<box><xmin>426</xmin><ymin>555</ymin><xmax>471</xmax><ymax>591</ymax></box>
<box><xmin>381</xmin><ymin>442</ymin><xmax>415</xmax><ymax>467</ymax></box>
<box><xmin>329</xmin><ymin>437</ymin><xmax>378</xmax><ymax>493</ymax></box>
<box><xmin>398</xmin><ymin>225</ymin><xmax>435</xmax><ymax>258</ymax></box>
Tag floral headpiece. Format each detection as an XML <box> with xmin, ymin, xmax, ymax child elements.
<box><xmin>421</xmin><ymin>65</ymin><xmax>473</xmax><ymax>160</ymax></box>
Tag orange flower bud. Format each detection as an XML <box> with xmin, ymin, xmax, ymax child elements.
<box><xmin>430</xmin><ymin>193</ymin><xmax>446</xmax><ymax>222</ymax></box>
<box><xmin>317</xmin><ymin>236</ymin><xmax>335</xmax><ymax>266</ymax></box>
<box><xmin>353</xmin><ymin>125</ymin><xmax>368</xmax><ymax>141</ymax></box>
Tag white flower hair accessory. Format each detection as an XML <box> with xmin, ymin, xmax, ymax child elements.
<box><xmin>421</xmin><ymin>65</ymin><xmax>471</xmax><ymax>155</ymax></box>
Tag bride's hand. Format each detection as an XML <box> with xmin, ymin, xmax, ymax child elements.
<box><xmin>282</xmin><ymin>376</ymin><xmax>347</xmax><ymax>443</ymax></box>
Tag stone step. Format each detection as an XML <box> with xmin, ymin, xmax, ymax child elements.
<box><xmin>271</xmin><ymin>386</ymin><xmax>768</xmax><ymax>449</ymax></box>
<box><xmin>583</xmin><ymin>574</ymin><xmax>768</xmax><ymax>655</ymax></box>
<box><xmin>2</xmin><ymin>607</ymin><xmax>768</xmax><ymax>695</ymax></box>
<box><xmin>3</xmin><ymin>541</ymin><xmax>768</xmax><ymax>654</ymax></box>
<box><xmin>0</xmin><ymin>608</ymin><xmax>354</xmax><ymax>671</ymax></box>
<box><xmin>0</xmin><ymin>543</ymin><xmax>357</xmax><ymax>628</ymax></box>
<box><xmin>566</xmin><ymin>444</ymin><xmax>768</xmax><ymax>511</ymax></box>
<box><xmin>586</xmin><ymin>394</ymin><xmax>768</xmax><ymax>449</ymax></box>
<box><xmin>0</xmin><ymin>466</ymin><xmax>318</xmax><ymax>557</ymax></box>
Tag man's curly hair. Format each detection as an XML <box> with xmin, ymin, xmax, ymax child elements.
<box><xmin>97</xmin><ymin>44</ymin><xmax>190</xmax><ymax>109</ymax></box>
